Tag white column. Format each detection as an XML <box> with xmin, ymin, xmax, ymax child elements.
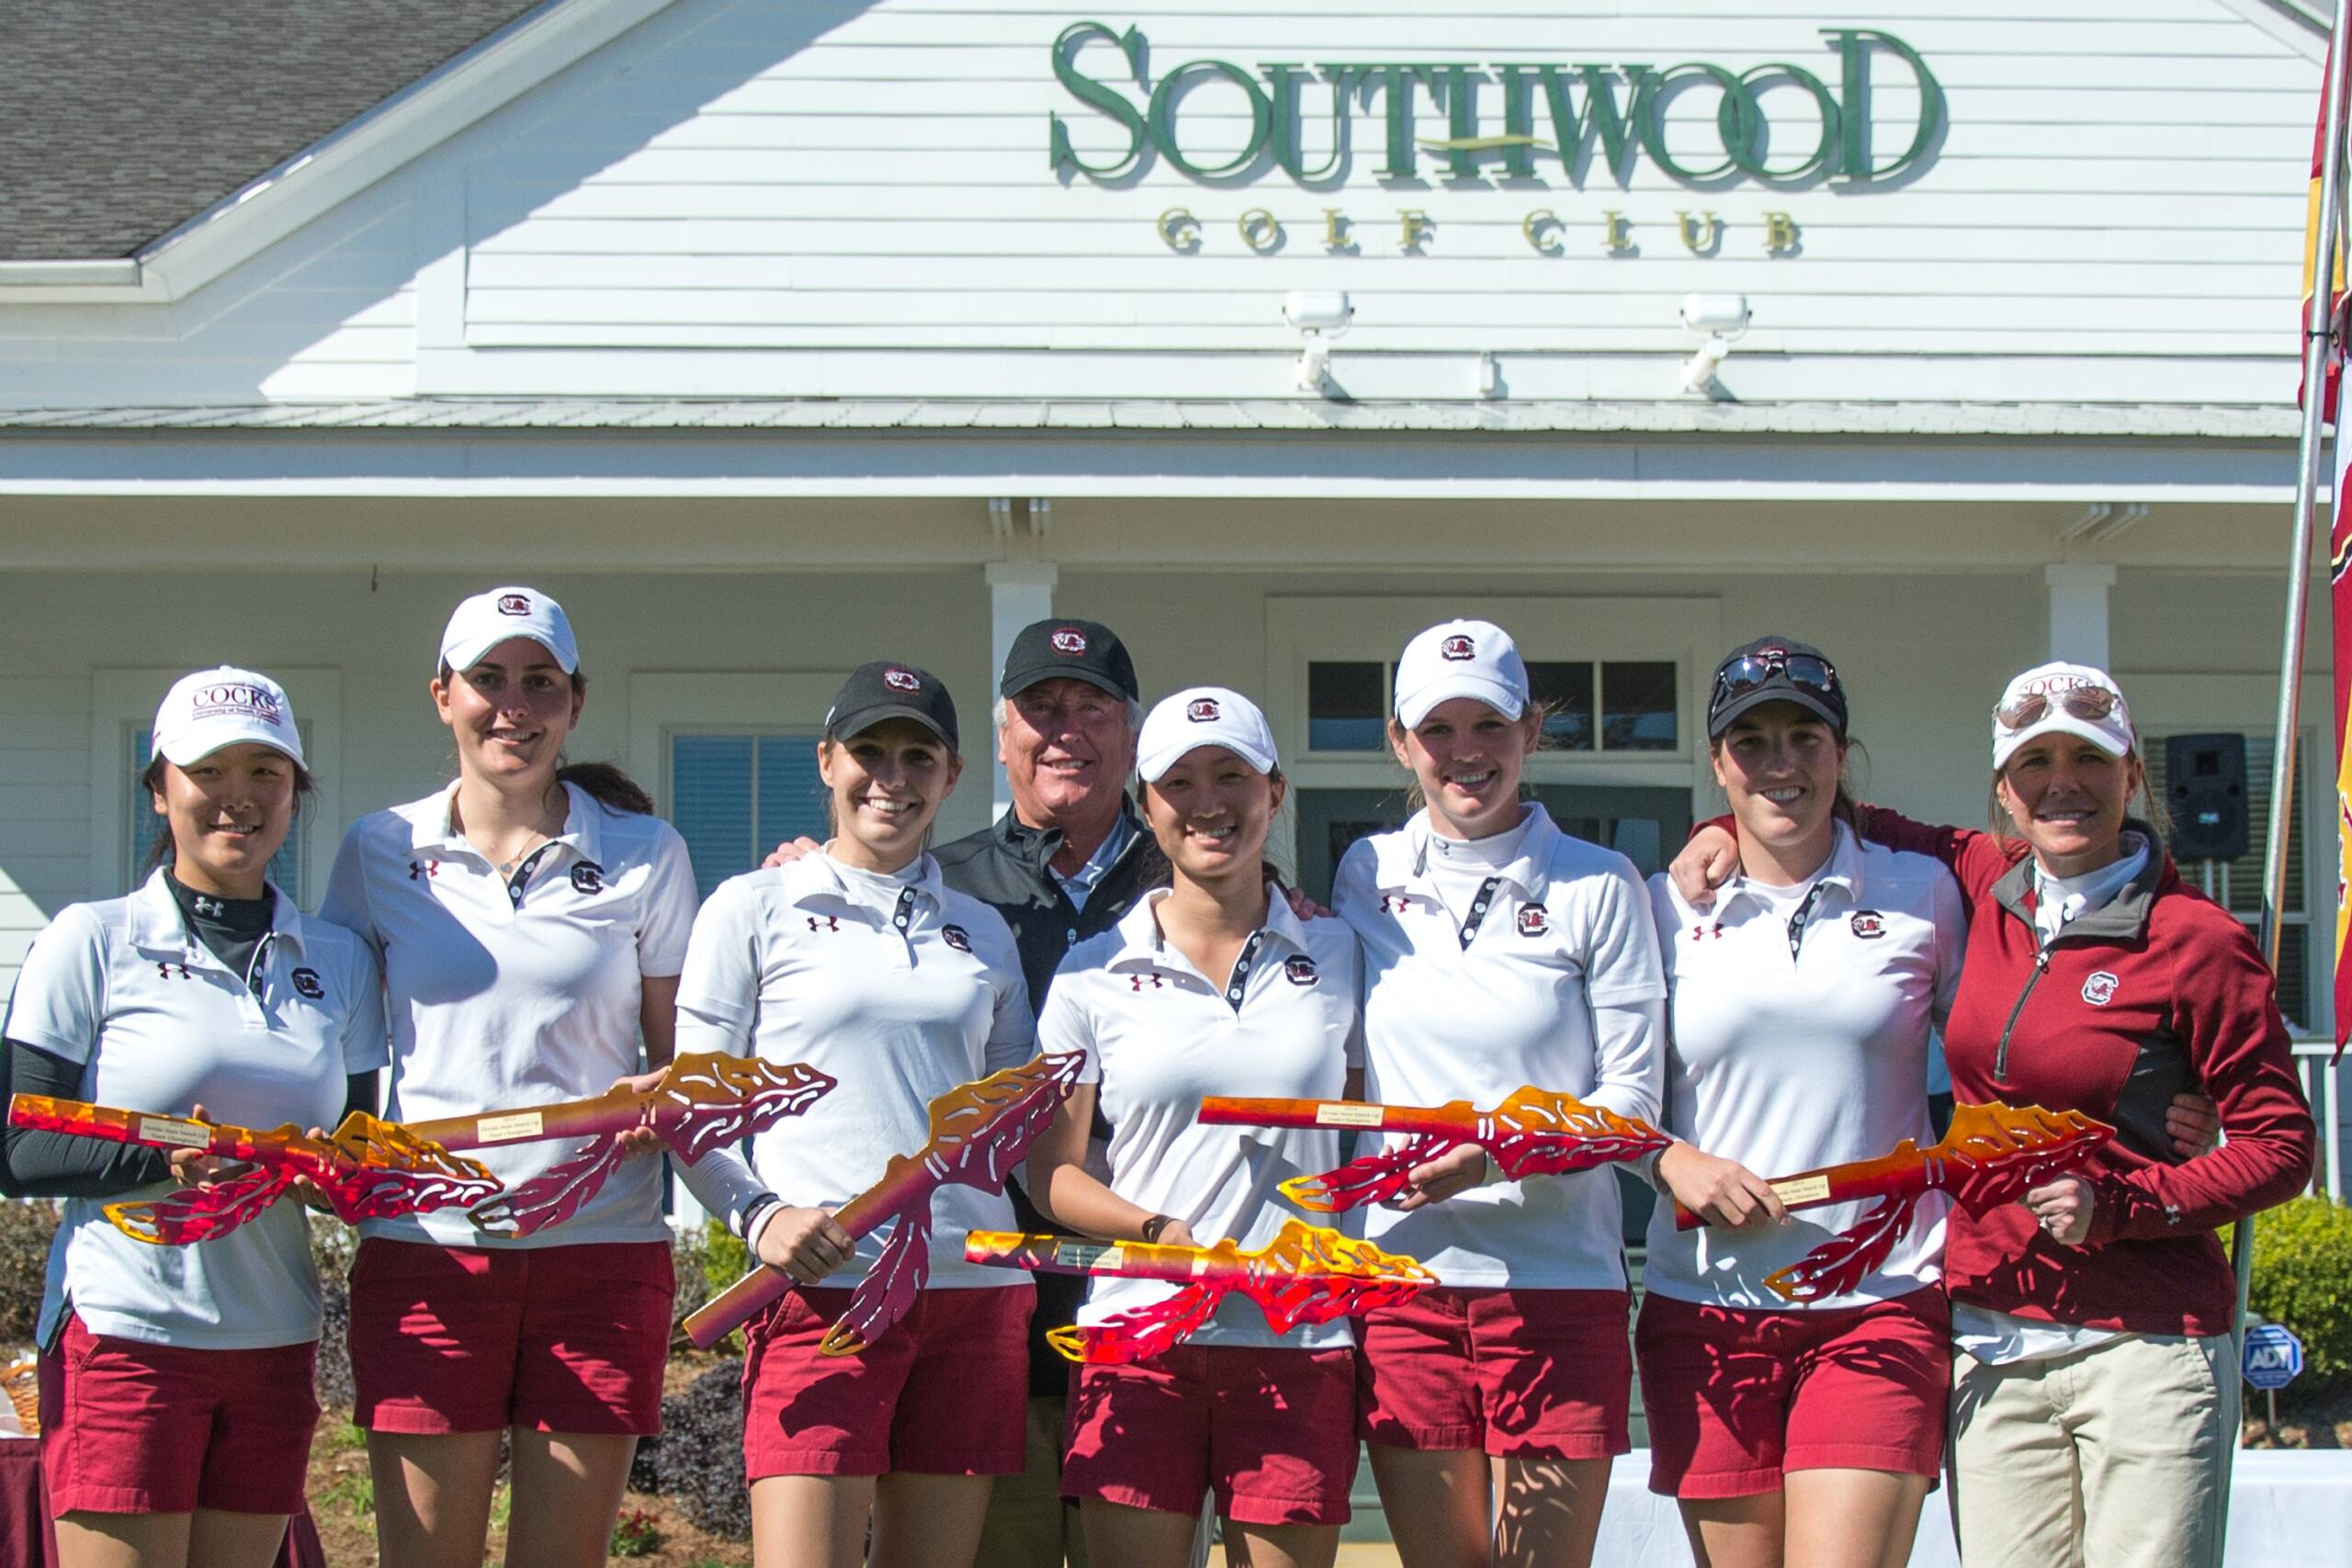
<box><xmin>985</xmin><ymin>562</ymin><xmax>1057</xmax><ymax>821</ymax></box>
<box><xmin>2043</xmin><ymin>564</ymin><xmax>2116</xmax><ymax>668</ymax></box>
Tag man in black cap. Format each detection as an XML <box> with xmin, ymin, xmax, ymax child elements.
<box><xmin>937</xmin><ymin>619</ymin><xmax>1159</xmax><ymax>1568</ymax></box>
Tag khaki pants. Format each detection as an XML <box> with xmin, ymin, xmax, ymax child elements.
<box><xmin>1948</xmin><ymin>1333</ymin><xmax>2237</xmax><ymax>1568</ymax></box>
<box><xmin>975</xmin><ymin>1396</ymin><xmax>1087</xmax><ymax>1568</ymax></box>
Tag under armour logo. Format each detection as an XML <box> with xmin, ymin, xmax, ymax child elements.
<box><xmin>1690</xmin><ymin>924</ymin><xmax>1724</xmax><ymax>942</ymax></box>
<box><xmin>408</xmin><ymin>859</ymin><xmax>439</xmax><ymax>880</ymax></box>
<box><xmin>156</xmin><ymin>961</ymin><xmax>191</xmax><ymax>980</ymax></box>
<box><xmin>1129</xmin><ymin>974</ymin><xmax>1164</xmax><ymax>991</ymax></box>
<box><xmin>1380</xmin><ymin>895</ymin><xmax>1413</xmax><ymax>914</ymax></box>
<box><xmin>807</xmin><ymin>916</ymin><xmax>841</xmax><ymax>932</ymax></box>
<box><xmin>192</xmin><ymin>895</ymin><xmax>225</xmax><ymax>919</ymax></box>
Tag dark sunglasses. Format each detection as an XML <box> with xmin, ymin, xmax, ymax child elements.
<box><xmin>1995</xmin><ymin>685</ymin><xmax>2118</xmax><ymax>731</ymax></box>
<box><xmin>1710</xmin><ymin>653</ymin><xmax>1840</xmax><ymax>708</ymax></box>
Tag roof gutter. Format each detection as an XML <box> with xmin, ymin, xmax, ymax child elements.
<box><xmin>0</xmin><ymin>0</ymin><xmax>677</xmax><ymax>306</ymax></box>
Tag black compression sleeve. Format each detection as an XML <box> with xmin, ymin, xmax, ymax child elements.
<box><xmin>0</xmin><ymin>1037</ymin><xmax>171</xmax><ymax>1199</ymax></box>
<box><xmin>344</xmin><ymin>1071</ymin><xmax>379</xmax><ymax>1122</ymax></box>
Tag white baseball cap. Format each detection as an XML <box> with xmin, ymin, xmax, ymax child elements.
<box><xmin>1393</xmin><ymin>619</ymin><xmax>1530</xmax><ymax>729</ymax></box>
<box><xmin>438</xmin><ymin>586</ymin><xmax>579</xmax><ymax>674</ymax></box>
<box><xmin>152</xmin><ymin>666</ymin><xmax>304</xmax><ymax>768</ymax></box>
<box><xmin>1137</xmin><ymin>687</ymin><xmax>1279</xmax><ymax>783</ymax></box>
<box><xmin>1991</xmin><ymin>661</ymin><xmax>2135</xmax><ymax>770</ymax></box>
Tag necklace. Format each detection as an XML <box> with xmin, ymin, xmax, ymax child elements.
<box><xmin>493</xmin><ymin>833</ymin><xmax>546</xmax><ymax>877</ymax></box>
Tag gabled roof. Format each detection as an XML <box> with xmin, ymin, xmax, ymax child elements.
<box><xmin>3</xmin><ymin>0</ymin><xmax>551</xmax><ymax>261</ymax></box>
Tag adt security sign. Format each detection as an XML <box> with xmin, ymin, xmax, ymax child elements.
<box><xmin>2244</xmin><ymin>1323</ymin><xmax>2304</xmax><ymax>1391</ymax></box>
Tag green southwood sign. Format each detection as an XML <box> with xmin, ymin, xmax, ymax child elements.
<box><xmin>1049</xmin><ymin>22</ymin><xmax>1945</xmax><ymax>186</ymax></box>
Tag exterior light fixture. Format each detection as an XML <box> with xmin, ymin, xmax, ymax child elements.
<box><xmin>1284</xmin><ymin>290</ymin><xmax>1352</xmax><ymax>395</ymax></box>
<box><xmin>1679</xmin><ymin>293</ymin><xmax>1751</xmax><ymax>395</ymax></box>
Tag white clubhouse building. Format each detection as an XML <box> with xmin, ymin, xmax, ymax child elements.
<box><xmin>0</xmin><ymin>0</ymin><xmax>2335</xmax><ymax>1042</ymax></box>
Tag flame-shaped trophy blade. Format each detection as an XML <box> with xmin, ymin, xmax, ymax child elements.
<box><xmin>967</xmin><ymin>1216</ymin><xmax>1437</xmax><ymax>1365</ymax></box>
<box><xmin>1196</xmin><ymin>1086</ymin><xmax>1671</xmax><ymax>1213</ymax></box>
<box><xmin>681</xmin><ymin>1051</ymin><xmax>1087</xmax><ymax>1352</ymax></box>
<box><xmin>405</xmin><ymin>1053</ymin><xmax>837</xmax><ymax>1239</ymax></box>
<box><xmin>9</xmin><ymin>1095</ymin><xmax>503</xmax><ymax>1245</ymax></box>
<box><xmin>1747</xmin><ymin>1102</ymin><xmax>2116</xmax><ymax>1303</ymax></box>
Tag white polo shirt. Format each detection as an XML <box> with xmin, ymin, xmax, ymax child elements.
<box><xmin>672</xmin><ymin>851</ymin><xmax>1035</xmax><ymax>1291</ymax></box>
<box><xmin>1645</xmin><ymin>825</ymin><xmax>1967</xmax><ymax>1310</ymax></box>
<box><xmin>6</xmin><ymin>872</ymin><xmax>386</xmax><ymax>1348</ymax></box>
<box><xmin>1335</xmin><ymin>805</ymin><xmax>1666</xmax><ymax>1290</ymax></box>
<box><xmin>1036</xmin><ymin>887</ymin><xmax>1363</xmax><ymax>1350</ymax></box>
<box><xmin>320</xmin><ymin>781</ymin><xmax>698</xmax><ymax>1249</ymax></box>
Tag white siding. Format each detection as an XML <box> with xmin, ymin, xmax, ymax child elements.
<box><xmin>0</xmin><ymin>0</ymin><xmax>2324</xmax><ymax>409</ymax></box>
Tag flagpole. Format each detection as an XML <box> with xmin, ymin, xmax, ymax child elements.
<box><xmin>2233</xmin><ymin>0</ymin><xmax>2352</xmax><ymax>1513</ymax></box>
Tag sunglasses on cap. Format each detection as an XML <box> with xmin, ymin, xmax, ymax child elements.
<box><xmin>1995</xmin><ymin>685</ymin><xmax>2118</xmax><ymax>731</ymax></box>
<box><xmin>1710</xmin><ymin>652</ymin><xmax>1840</xmax><ymax>706</ymax></box>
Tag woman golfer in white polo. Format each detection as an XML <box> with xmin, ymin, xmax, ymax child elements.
<box><xmin>1334</xmin><ymin>619</ymin><xmax>1668</xmax><ymax>1568</ymax></box>
<box><xmin>4</xmin><ymin>667</ymin><xmax>383</xmax><ymax>1568</ymax></box>
<box><xmin>323</xmin><ymin>587</ymin><xmax>698</xmax><ymax>1568</ymax></box>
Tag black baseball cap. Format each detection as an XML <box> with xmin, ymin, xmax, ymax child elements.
<box><xmin>1706</xmin><ymin>636</ymin><xmax>1848</xmax><ymax>739</ymax></box>
<box><xmin>999</xmin><ymin>618</ymin><xmax>1139</xmax><ymax>703</ymax></box>
<box><xmin>825</xmin><ymin>661</ymin><xmax>960</xmax><ymax>753</ymax></box>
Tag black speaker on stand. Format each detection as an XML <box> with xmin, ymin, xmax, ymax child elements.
<box><xmin>2165</xmin><ymin>733</ymin><xmax>2250</xmax><ymax>863</ymax></box>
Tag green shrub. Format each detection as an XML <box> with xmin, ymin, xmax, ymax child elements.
<box><xmin>2248</xmin><ymin>1196</ymin><xmax>2352</xmax><ymax>1391</ymax></box>
<box><xmin>0</xmin><ymin>1203</ymin><xmax>60</xmax><ymax>1347</ymax></box>
<box><xmin>700</xmin><ymin>1216</ymin><xmax>750</xmax><ymax>1300</ymax></box>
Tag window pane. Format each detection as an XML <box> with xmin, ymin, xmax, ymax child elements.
<box><xmin>1308</xmin><ymin>662</ymin><xmax>1386</xmax><ymax>751</ymax></box>
<box><xmin>1601</xmin><ymin>662</ymin><xmax>1679</xmax><ymax>751</ymax></box>
<box><xmin>756</xmin><ymin>736</ymin><xmax>829</xmax><ymax>852</ymax></box>
<box><xmin>1524</xmin><ymin>662</ymin><xmax>1594</xmax><ymax>750</ymax></box>
<box><xmin>671</xmin><ymin>736</ymin><xmax>753</xmax><ymax>900</ymax></box>
<box><xmin>132</xmin><ymin>728</ymin><xmax>301</xmax><ymax>900</ymax></box>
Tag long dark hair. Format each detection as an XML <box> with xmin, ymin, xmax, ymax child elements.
<box><xmin>438</xmin><ymin>662</ymin><xmax>654</xmax><ymax>815</ymax></box>
<box><xmin>138</xmin><ymin>752</ymin><xmax>320</xmax><ymax>885</ymax></box>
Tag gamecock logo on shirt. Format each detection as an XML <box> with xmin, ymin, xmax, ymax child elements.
<box><xmin>1283</xmin><ymin>955</ymin><xmax>1318</xmax><ymax>986</ymax></box>
<box><xmin>2081</xmin><ymin>971</ymin><xmax>2120</xmax><ymax>1007</ymax></box>
<box><xmin>1516</xmin><ymin>904</ymin><xmax>1550</xmax><ymax>937</ymax></box>
<box><xmin>942</xmin><ymin>924</ymin><xmax>972</xmax><ymax>953</ymax></box>
<box><xmin>571</xmin><ymin>862</ymin><xmax>605</xmax><ymax>895</ymax></box>
<box><xmin>290</xmin><ymin>967</ymin><xmax>325</xmax><ymax>998</ymax></box>
<box><xmin>1850</xmin><ymin>910</ymin><xmax>1885</xmax><ymax>939</ymax></box>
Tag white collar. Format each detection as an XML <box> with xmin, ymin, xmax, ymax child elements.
<box><xmin>782</xmin><ymin>849</ymin><xmax>944</xmax><ymax>911</ymax></box>
<box><xmin>411</xmin><ymin>779</ymin><xmax>605</xmax><ymax>867</ymax></box>
<box><xmin>1713</xmin><ymin>822</ymin><xmax>1865</xmax><ymax>918</ymax></box>
<box><xmin>126</xmin><ymin>867</ymin><xmax>306</xmax><ymax>956</ymax></box>
<box><xmin>1108</xmin><ymin>881</ymin><xmax>1308</xmax><ymax>971</ymax></box>
<box><xmin>1371</xmin><ymin>803</ymin><xmax>1563</xmax><ymax>899</ymax></box>
<box><xmin>2035</xmin><ymin>834</ymin><xmax>2151</xmax><ymax>926</ymax></box>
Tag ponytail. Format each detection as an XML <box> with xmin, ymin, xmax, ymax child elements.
<box><xmin>555</xmin><ymin>761</ymin><xmax>655</xmax><ymax>817</ymax></box>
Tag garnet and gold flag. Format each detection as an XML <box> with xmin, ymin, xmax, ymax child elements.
<box><xmin>2311</xmin><ymin>36</ymin><xmax>2352</xmax><ymax>1051</ymax></box>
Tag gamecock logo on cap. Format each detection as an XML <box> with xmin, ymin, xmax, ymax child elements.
<box><xmin>884</xmin><ymin>668</ymin><xmax>922</xmax><ymax>693</ymax></box>
<box><xmin>1051</xmin><ymin>628</ymin><xmax>1088</xmax><ymax>655</ymax></box>
<box><xmin>1441</xmin><ymin>635</ymin><xmax>1475</xmax><ymax>661</ymax></box>
<box><xmin>1187</xmin><ymin>698</ymin><xmax>1220</xmax><ymax>722</ymax></box>
<box><xmin>496</xmin><ymin>593</ymin><xmax>531</xmax><ymax>616</ymax></box>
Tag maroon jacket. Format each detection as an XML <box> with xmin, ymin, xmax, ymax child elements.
<box><xmin>1862</xmin><ymin>810</ymin><xmax>2313</xmax><ymax>1337</ymax></box>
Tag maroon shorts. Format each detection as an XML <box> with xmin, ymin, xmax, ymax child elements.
<box><xmin>40</xmin><ymin>1314</ymin><xmax>319</xmax><ymax>1516</ymax></box>
<box><xmin>741</xmin><ymin>1284</ymin><xmax>1030</xmax><ymax>1480</ymax></box>
<box><xmin>1356</xmin><ymin>1286</ymin><xmax>1631</xmax><ymax>1461</ymax></box>
<box><xmin>1634</xmin><ymin>1286</ymin><xmax>1951</xmax><ymax>1499</ymax></box>
<box><xmin>1063</xmin><ymin>1343</ymin><xmax>1357</xmax><ymax>1528</ymax></box>
<box><xmin>348</xmin><ymin>1237</ymin><xmax>673</xmax><ymax>1437</ymax></box>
